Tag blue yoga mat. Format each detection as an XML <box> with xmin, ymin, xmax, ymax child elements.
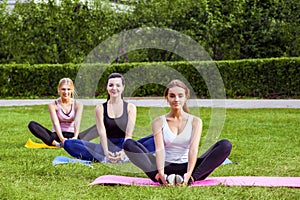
<box><xmin>52</xmin><ymin>156</ymin><xmax>233</xmax><ymax>167</ymax></box>
<box><xmin>52</xmin><ymin>156</ymin><xmax>92</xmax><ymax>167</ymax></box>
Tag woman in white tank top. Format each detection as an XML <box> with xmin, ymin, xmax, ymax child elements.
<box><xmin>124</xmin><ymin>79</ymin><xmax>232</xmax><ymax>186</ymax></box>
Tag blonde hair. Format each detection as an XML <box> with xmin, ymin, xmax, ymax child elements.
<box><xmin>57</xmin><ymin>78</ymin><xmax>75</xmax><ymax>97</ymax></box>
<box><xmin>164</xmin><ymin>79</ymin><xmax>190</xmax><ymax>113</ymax></box>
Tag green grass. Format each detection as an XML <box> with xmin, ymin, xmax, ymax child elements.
<box><xmin>0</xmin><ymin>105</ymin><xmax>299</xmax><ymax>200</ymax></box>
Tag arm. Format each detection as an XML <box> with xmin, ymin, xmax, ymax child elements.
<box><xmin>184</xmin><ymin>117</ymin><xmax>202</xmax><ymax>183</ymax></box>
<box><xmin>124</xmin><ymin>103</ymin><xmax>136</xmax><ymax>140</ymax></box>
<box><xmin>48</xmin><ymin>101</ymin><xmax>65</xmax><ymax>144</ymax></box>
<box><xmin>73</xmin><ymin>100</ymin><xmax>83</xmax><ymax>139</ymax></box>
<box><xmin>95</xmin><ymin>104</ymin><xmax>112</xmax><ymax>158</ymax></box>
<box><xmin>116</xmin><ymin>103</ymin><xmax>136</xmax><ymax>161</ymax></box>
<box><xmin>152</xmin><ymin>117</ymin><xmax>167</xmax><ymax>184</ymax></box>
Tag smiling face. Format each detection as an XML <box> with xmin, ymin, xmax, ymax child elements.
<box><xmin>166</xmin><ymin>86</ymin><xmax>187</xmax><ymax>110</ymax></box>
<box><xmin>59</xmin><ymin>83</ymin><xmax>73</xmax><ymax>101</ymax></box>
<box><xmin>164</xmin><ymin>80</ymin><xmax>190</xmax><ymax>113</ymax></box>
<box><xmin>57</xmin><ymin>78</ymin><xmax>74</xmax><ymax>101</ymax></box>
<box><xmin>106</xmin><ymin>77</ymin><xmax>124</xmax><ymax>99</ymax></box>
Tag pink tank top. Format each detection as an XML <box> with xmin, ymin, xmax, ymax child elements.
<box><xmin>52</xmin><ymin>100</ymin><xmax>75</xmax><ymax>133</ymax></box>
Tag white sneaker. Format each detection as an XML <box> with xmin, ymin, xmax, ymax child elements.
<box><xmin>167</xmin><ymin>174</ymin><xmax>184</xmax><ymax>185</ymax></box>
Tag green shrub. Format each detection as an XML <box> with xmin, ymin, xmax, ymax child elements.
<box><xmin>0</xmin><ymin>58</ymin><xmax>299</xmax><ymax>99</ymax></box>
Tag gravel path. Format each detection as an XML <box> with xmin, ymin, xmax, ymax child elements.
<box><xmin>1</xmin><ymin>99</ymin><xmax>299</xmax><ymax>108</ymax></box>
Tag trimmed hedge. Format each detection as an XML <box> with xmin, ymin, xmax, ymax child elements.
<box><xmin>0</xmin><ymin>57</ymin><xmax>299</xmax><ymax>99</ymax></box>
<box><xmin>218</xmin><ymin>58</ymin><xmax>300</xmax><ymax>98</ymax></box>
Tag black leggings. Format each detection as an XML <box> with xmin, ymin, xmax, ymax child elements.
<box><xmin>123</xmin><ymin>139</ymin><xmax>232</xmax><ymax>183</ymax></box>
<box><xmin>28</xmin><ymin>121</ymin><xmax>98</xmax><ymax>146</ymax></box>
<box><xmin>28</xmin><ymin>121</ymin><xmax>76</xmax><ymax>146</ymax></box>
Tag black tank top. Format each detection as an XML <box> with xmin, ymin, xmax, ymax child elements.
<box><xmin>103</xmin><ymin>101</ymin><xmax>128</xmax><ymax>138</ymax></box>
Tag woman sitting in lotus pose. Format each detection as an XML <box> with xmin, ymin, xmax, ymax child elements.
<box><xmin>64</xmin><ymin>73</ymin><xmax>154</xmax><ymax>163</ymax></box>
<box><xmin>123</xmin><ymin>79</ymin><xmax>232</xmax><ymax>185</ymax></box>
<box><xmin>28</xmin><ymin>78</ymin><xmax>84</xmax><ymax>147</ymax></box>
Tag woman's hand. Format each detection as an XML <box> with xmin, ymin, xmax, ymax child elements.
<box><xmin>106</xmin><ymin>151</ymin><xmax>118</xmax><ymax>163</ymax></box>
<box><xmin>61</xmin><ymin>137</ymin><xmax>67</xmax><ymax>144</ymax></box>
<box><xmin>115</xmin><ymin>150</ymin><xmax>123</xmax><ymax>161</ymax></box>
<box><xmin>155</xmin><ymin>173</ymin><xmax>167</xmax><ymax>185</ymax></box>
<box><xmin>183</xmin><ymin>173</ymin><xmax>194</xmax><ymax>186</ymax></box>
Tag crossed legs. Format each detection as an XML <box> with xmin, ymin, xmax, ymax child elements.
<box><xmin>123</xmin><ymin>139</ymin><xmax>232</xmax><ymax>183</ymax></box>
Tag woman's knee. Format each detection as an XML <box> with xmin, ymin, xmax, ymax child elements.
<box><xmin>28</xmin><ymin>120</ymin><xmax>37</xmax><ymax>129</ymax></box>
<box><xmin>63</xmin><ymin>140</ymin><xmax>75</xmax><ymax>151</ymax></box>
<box><xmin>122</xmin><ymin>139</ymin><xmax>134</xmax><ymax>151</ymax></box>
<box><xmin>218</xmin><ymin>139</ymin><xmax>232</xmax><ymax>152</ymax></box>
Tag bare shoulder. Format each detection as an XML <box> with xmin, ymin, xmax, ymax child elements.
<box><xmin>152</xmin><ymin>116</ymin><xmax>163</xmax><ymax>127</ymax></box>
<box><xmin>74</xmin><ymin>100</ymin><xmax>83</xmax><ymax>109</ymax></box>
<box><xmin>191</xmin><ymin>115</ymin><xmax>202</xmax><ymax>126</ymax></box>
<box><xmin>127</xmin><ymin>102</ymin><xmax>137</xmax><ymax>112</ymax></box>
<box><xmin>151</xmin><ymin>116</ymin><xmax>163</xmax><ymax>135</ymax></box>
<box><xmin>48</xmin><ymin>100</ymin><xmax>57</xmax><ymax>110</ymax></box>
<box><xmin>95</xmin><ymin>103</ymin><xmax>104</xmax><ymax>112</ymax></box>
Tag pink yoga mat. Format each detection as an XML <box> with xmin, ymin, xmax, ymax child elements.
<box><xmin>89</xmin><ymin>175</ymin><xmax>300</xmax><ymax>188</ymax></box>
<box><xmin>210</xmin><ymin>176</ymin><xmax>300</xmax><ymax>188</ymax></box>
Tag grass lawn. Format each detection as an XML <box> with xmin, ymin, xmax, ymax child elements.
<box><xmin>0</xmin><ymin>105</ymin><xmax>299</xmax><ymax>200</ymax></box>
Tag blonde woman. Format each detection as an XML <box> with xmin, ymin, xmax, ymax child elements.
<box><xmin>28</xmin><ymin>78</ymin><xmax>83</xmax><ymax>146</ymax></box>
<box><xmin>123</xmin><ymin>80</ymin><xmax>232</xmax><ymax>185</ymax></box>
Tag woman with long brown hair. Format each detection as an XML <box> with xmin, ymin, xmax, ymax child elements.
<box><xmin>123</xmin><ymin>79</ymin><xmax>232</xmax><ymax>185</ymax></box>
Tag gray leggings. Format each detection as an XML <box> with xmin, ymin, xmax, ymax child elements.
<box><xmin>123</xmin><ymin>139</ymin><xmax>232</xmax><ymax>183</ymax></box>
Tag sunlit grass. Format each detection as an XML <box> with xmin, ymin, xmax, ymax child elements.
<box><xmin>0</xmin><ymin>106</ymin><xmax>299</xmax><ymax>199</ymax></box>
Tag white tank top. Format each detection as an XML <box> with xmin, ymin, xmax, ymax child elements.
<box><xmin>161</xmin><ymin>114</ymin><xmax>193</xmax><ymax>163</ymax></box>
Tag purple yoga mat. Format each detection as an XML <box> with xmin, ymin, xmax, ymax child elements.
<box><xmin>89</xmin><ymin>175</ymin><xmax>300</xmax><ymax>188</ymax></box>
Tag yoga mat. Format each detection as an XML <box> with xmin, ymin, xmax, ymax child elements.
<box><xmin>89</xmin><ymin>175</ymin><xmax>300</xmax><ymax>188</ymax></box>
<box><xmin>222</xmin><ymin>158</ymin><xmax>235</xmax><ymax>165</ymax></box>
<box><xmin>25</xmin><ymin>138</ymin><xmax>59</xmax><ymax>149</ymax></box>
<box><xmin>52</xmin><ymin>156</ymin><xmax>92</xmax><ymax>167</ymax></box>
<box><xmin>212</xmin><ymin>176</ymin><xmax>300</xmax><ymax>188</ymax></box>
<box><xmin>88</xmin><ymin>175</ymin><xmax>220</xmax><ymax>186</ymax></box>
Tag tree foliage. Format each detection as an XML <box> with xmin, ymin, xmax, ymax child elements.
<box><xmin>0</xmin><ymin>0</ymin><xmax>299</xmax><ymax>64</ymax></box>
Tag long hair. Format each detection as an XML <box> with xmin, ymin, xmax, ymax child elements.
<box><xmin>164</xmin><ymin>79</ymin><xmax>190</xmax><ymax>113</ymax></box>
<box><xmin>106</xmin><ymin>73</ymin><xmax>125</xmax><ymax>100</ymax></box>
<box><xmin>57</xmin><ymin>78</ymin><xmax>75</xmax><ymax>97</ymax></box>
